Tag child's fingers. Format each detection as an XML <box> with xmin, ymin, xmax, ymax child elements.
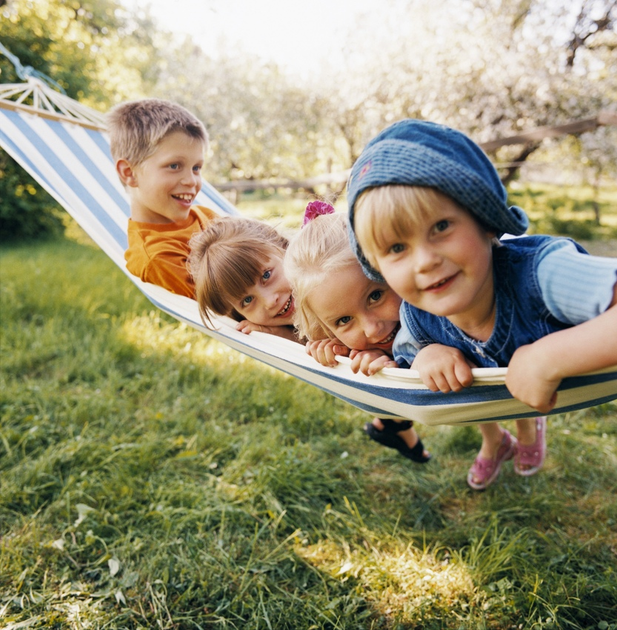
<box><xmin>333</xmin><ymin>344</ymin><xmax>350</xmax><ymax>357</ymax></box>
<box><xmin>349</xmin><ymin>353</ymin><xmax>365</xmax><ymax>374</ymax></box>
<box><xmin>236</xmin><ymin>320</ymin><xmax>255</xmax><ymax>335</ymax></box>
<box><xmin>422</xmin><ymin>367</ymin><xmax>467</xmax><ymax>393</ymax></box>
<box><xmin>305</xmin><ymin>339</ymin><xmax>338</xmax><ymax>367</ymax></box>
<box><xmin>453</xmin><ymin>361</ymin><xmax>474</xmax><ymax>388</ymax></box>
<box><xmin>367</xmin><ymin>357</ymin><xmax>398</xmax><ymax>376</ymax></box>
<box><xmin>349</xmin><ymin>351</ymin><xmax>393</xmax><ymax>376</ymax></box>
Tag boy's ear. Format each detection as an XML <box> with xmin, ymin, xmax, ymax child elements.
<box><xmin>116</xmin><ymin>159</ymin><xmax>138</xmax><ymax>187</ymax></box>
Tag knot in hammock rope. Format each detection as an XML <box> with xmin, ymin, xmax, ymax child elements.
<box><xmin>0</xmin><ymin>42</ymin><xmax>66</xmax><ymax>94</ymax></box>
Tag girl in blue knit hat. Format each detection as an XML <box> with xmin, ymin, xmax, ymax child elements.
<box><xmin>347</xmin><ymin>119</ymin><xmax>617</xmax><ymax>490</ymax></box>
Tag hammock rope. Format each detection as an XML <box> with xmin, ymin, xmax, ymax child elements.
<box><xmin>1</xmin><ymin>76</ymin><xmax>616</xmax><ymax>426</ymax></box>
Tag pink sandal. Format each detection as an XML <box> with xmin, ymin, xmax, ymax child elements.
<box><xmin>514</xmin><ymin>416</ymin><xmax>547</xmax><ymax>476</ymax></box>
<box><xmin>467</xmin><ymin>430</ymin><xmax>517</xmax><ymax>490</ymax></box>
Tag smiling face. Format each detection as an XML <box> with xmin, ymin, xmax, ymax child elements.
<box><xmin>358</xmin><ymin>190</ymin><xmax>496</xmax><ymax>337</ymax></box>
<box><xmin>122</xmin><ymin>131</ymin><xmax>205</xmax><ymax>224</ymax></box>
<box><xmin>307</xmin><ymin>263</ymin><xmax>402</xmax><ymax>353</ymax></box>
<box><xmin>234</xmin><ymin>255</ymin><xmax>295</xmax><ymax>327</ymax></box>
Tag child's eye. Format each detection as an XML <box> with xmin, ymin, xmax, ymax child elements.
<box><xmin>262</xmin><ymin>269</ymin><xmax>272</xmax><ymax>281</ymax></box>
<box><xmin>169</xmin><ymin>163</ymin><xmax>180</xmax><ymax>170</ymax></box>
<box><xmin>435</xmin><ymin>219</ymin><xmax>450</xmax><ymax>232</ymax></box>
<box><xmin>336</xmin><ymin>316</ymin><xmax>352</xmax><ymax>326</ymax></box>
<box><xmin>369</xmin><ymin>290</ymin><xmax>383</xmax><ymax>303</ymax></box>
<box><xmin>241</xmin><ymin>296</ymin><xmax>253</xmax><ymax>307</ymax></box>
<box><xmin>193</xmin><ymin>165</ymin><xmax>202</xmax><ymax>173</ymax></box>
<box><xmin>389</xmin><ymin>243</ymin><xmax>405</xmax><ymax>254</ymax></box>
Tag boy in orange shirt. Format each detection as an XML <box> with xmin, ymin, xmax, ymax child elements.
<box><xmin>107</xmin><ymin>98</ymin><xmax>218</xmax><ymax>297</ymax></box>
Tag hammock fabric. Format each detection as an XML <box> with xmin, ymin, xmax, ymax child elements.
<box><xmin>1</xmin><ymin>85</ymin><xmax>616</xmax><ymax>426</ymax></box>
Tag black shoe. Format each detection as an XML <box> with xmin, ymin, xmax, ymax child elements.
<box><xmin>364</xmin><ymin>419</ymin><xmax>431</xmax><ymax>463</ymax></box>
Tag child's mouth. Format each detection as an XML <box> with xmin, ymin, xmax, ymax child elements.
<box><xmin>426</xmin><ymin>274</ymin><xmax>456</xmax><ymax>291</ymax></box>
<box><xmin>376</xmin><ymin>323</ymin><xmax>400</xmax><ymax>347</ymax></box>
<box><xmin>172</xmin><ymin>193</ymin><xmax>194</xmax><ymax>203</ymax></box>
<box><xmin>276</xmin><ymin>296</ymin><xmax>293</xmax><ymax>318</ymax></box>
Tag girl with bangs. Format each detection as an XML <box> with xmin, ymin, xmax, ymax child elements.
<box><xmin>189</xmin><ymin>217</ymin><xmax>297</xmax><ymax>341</ymax></box>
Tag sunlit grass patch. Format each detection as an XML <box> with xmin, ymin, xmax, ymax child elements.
<box><xmin>120</xmin><ymin>311</ymin><xmax>235</xmax><ymax>364</ymax></box>
<box><xmin>297</xmin><ymin>537</ymin><xmax>476</xmax><ymax>616</ymax></box>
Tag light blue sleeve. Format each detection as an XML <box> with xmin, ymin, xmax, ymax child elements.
<box><xmin>537</xmin><ymin>241</ymin><xmax>617</xmax><ymax>324</ymax></box>
<box><xmin>393</xmin><ymin>303</ymin><xmax>423</xmax><ymax>366</ymax></box>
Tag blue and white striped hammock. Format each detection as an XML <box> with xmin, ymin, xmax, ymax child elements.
<box><xmin>1</xmin><ymin>80</ymin><xmax>616</xmax><ymax>426</ymax></box>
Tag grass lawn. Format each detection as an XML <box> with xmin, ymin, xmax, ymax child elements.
<box><xmin>1</xmin><ymin>197</ymin><xmax>616</xmax><ymax>628</ymax></box>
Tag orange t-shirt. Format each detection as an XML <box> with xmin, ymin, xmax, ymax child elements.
<box><xmin>125</xmin><ymin>205</ymin><xmax>218</xmax><ymax>298</ymax></box>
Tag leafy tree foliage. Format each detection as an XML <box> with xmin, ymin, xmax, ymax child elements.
<box><xmin>320</xmin><ymin>0</ymin><xmax>617</xmax><ymax>177</ymax></box>
<box><xmin>151</xmin><ymin>41</ymin><xmax>343</xmax><ymax>183</ymax></box>
<box><xmin>0</xmin><ymin>151</ymin><xmax>65</xmax><ymax>240</ymax></box>
<box><xmin>1</xmin><ymin>0</ymin><xmax>614</xmax><ymax>231</ymax></box>
<box><xmin>0</xmin><ymin>0</ymin><xmax>161</xmax><ymax>240</ymax></box>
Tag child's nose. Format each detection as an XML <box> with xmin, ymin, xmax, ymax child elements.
<box><xmin>182</xmin><ymin>171</ymin><xmax>201</xmax><ymax>187</ymax></box>
<box><xmin>413</xmin><ymin>244</ymin><xmax>440</xmax><ymax>272</ymax></box>
<box><xmin>267</xmin><ymin>292</ymin><xmax>280</xmax><ymax>309</ymax></box>
<box><xmin>363</xmin><ymin>318</ymin><xmax>382</xmax><ymax>341</ymax></box>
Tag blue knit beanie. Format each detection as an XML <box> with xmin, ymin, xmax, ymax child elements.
<box><xmin>347</xmin><ymin>119</ymin><xmax>529</xmax><ymax>281</ymax></box>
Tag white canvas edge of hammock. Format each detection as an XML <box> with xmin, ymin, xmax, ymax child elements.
<box><xmin>1</xmin><ymin>97</ymin><xmax>616</xmax><ymax>427</ymax></box>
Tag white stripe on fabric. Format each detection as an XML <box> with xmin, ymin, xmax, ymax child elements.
<box><xmin>30</xmin><ymin>115</ymin><xmax>128</xmax><ymax>233</ymax></box>
<box><xmin>60</xmin><ymin>122</ymin><xmax>130</xmax><ymax>220</ymax></box>
<box><xmin>0</xmin><ymin>110</ymin><xmax>126</xmax><ymax>259</ymax></box>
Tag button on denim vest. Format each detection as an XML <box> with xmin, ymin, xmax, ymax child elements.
<box><xmin>399</xmin><ymin>235</ymin><xmax>587</xmax><ymax>368</ymax></box>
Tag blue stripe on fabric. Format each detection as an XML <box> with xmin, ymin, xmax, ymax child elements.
<box><xmin>54</xmin><ymin>124</ymin><xmax>130</xmax><ymax>218</ymax></box>
<box><xmin>9</xmin><ymin>112</ymin><xmax>127</xmax><ymax>249</ymax></box>
<box><xmin>455</xmin><ymin>391</ymin><xmax>617</xmax><ymax>424</ymax></box>
<box><xmin>0</xmin><ymin>116</ymin><xmax>55</xmax><ymax>190</ymax></box>
<box><xmin>87</xmin><ymin>126</ymin><xmax>114</xmax><ymax>159</ymax></box>
<box><xmin>146</xmin><ymin>292</ymin><xmax>617</xmax><ymax>417</ymax></box>
<box><xmin>197</xmin><ymin>183</ymin><xmax>240</xmax><ymax>216</ymax></box>
<box><xmin>558</xmin><ymin>370</ymin><xmax>617</xmax><ymax>390</ymax></box>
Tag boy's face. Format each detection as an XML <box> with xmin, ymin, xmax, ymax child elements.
<box><xmin>235</xmin><ymin>255</ymin><xmax>296</xmax><ymax>328</ymax></box>
<box><xmin>120</xmin><ymin>131</ymin><xmax>205</xmax><ymax>224</ymax></box>
<box><xmin>363</xmin><ymin>193</ymin><xmax>495</xmax><ymax>332</ymax></box>
<box><xmin>307</xmin><ymin>263</ymin><xmax>401</xmax><ymax>353</ymax></box>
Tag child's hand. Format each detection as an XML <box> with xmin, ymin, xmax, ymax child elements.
<box><xmin>506</xmin><ymin>344</ymin><xmax>559</xmax><ymax>413</ymax></box>
<box><xmin>236</xmin><ymin>320</ymin><xmax>275</xmax><ymax>335</ymax></box>
<box><xmin>412</xmin><ymin>344</ymin><xmax>475</xmax><ymax>393</ymax></box>
<box><xmin>306</xmin><ymin>339</ymin><xmax>350</xmax><ymax>367</ymax></box>
<box><xmin>348</xmin><ymin>349</ymin><xmax>398</xmax><ymax>376</ymax></box>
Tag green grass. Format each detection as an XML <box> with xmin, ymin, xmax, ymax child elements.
<box><xmin>1</xmin><ymin>209</ymin><xmax>617</xmax><ymax>628</ymax></box>
<box><xmin>508</xmin><ymin>182</ymin><xmax>617</xmax><ymax>242</ymax></box>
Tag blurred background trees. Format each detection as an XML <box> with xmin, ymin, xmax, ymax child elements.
<box><xmin>1</xmin><ymin>0</ymin><xmax>615</xmax><ymax>239</ymax></box>
<box><xmin>0</xmin><ymin>0</ymin><xmax>160</xmax><ymax>238</ymax></box>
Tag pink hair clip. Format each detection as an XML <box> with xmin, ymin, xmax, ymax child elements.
<box><xmin>303</xmin><ymin>200</ymin><xmax>335</xmax><ymax>226</ymax></box>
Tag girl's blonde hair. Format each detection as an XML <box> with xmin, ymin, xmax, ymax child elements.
<box><xmin>284</xmin><ymin>212</ymin><xmax>358</xmax><ymax>340</ymax></box>
<box><xmin>354</xmin><ymin>185</ymin><xmax>444</xmax><ymax>272</ymax></box>
<box><xmin>188</xmin><ymin>217</ymin><xmax>288</xmax><ymax>326</ymax></box>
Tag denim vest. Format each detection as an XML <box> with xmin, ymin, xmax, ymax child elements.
<box><xmin>399</xmin><ymin>235</ymin><xmax>588</xmax><ymax>368</ymax></box>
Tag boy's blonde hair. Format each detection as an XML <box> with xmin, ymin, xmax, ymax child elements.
<box><xmin>188</xmin><ymin>217</ymin><xmax>288</xmax><ymax>326</ymax></box>
<box><xmin>107</xmin><ymin>98</ymin><xmax>208</xmax><ymax>166</ymax></box>
<box><xmin>355</xmin><ymin>185</ymin><xmax>464</xmax><ymax>271</ymax></box>
<box><xmin>284</xmin><ymin>212</ymin><xmax>358</xmax><ymax>341</ymax></box>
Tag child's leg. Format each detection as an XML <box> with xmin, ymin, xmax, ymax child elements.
<box><xmin>467</xmin><ymin>422</ymin><xmax>517</xmax><ymax>490</ymax></box>
<box><xmin>514</xmin><ymin>416</ymin><xmax>547</xmax><ymax>476</ymax></box>
<box><xmin>365</xmin><ymin>418</ymin><xmax>431</xmax><ymax>463</ymax></box>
